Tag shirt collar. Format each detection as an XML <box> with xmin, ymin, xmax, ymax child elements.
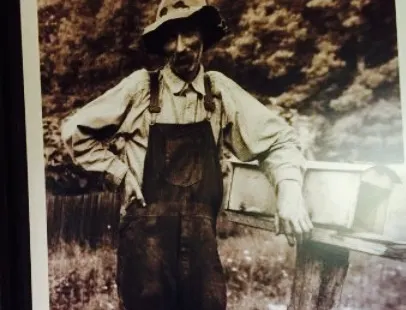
<box><xmin>162</xmin><ymin>64</ymin><xmax>206</xmax><ymax>96</ymax></box>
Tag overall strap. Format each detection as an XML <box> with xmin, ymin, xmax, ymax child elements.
<box><xmin>148</xmin><ymin>70</ymin><xmax>161</xmax><ymax>124</ymax></box>
<box><xmin>148</xmin><ymin>70</ymin><xmax>160</xmax><ymax>113</ymax></box>
<box><xmin>203</xmin><ymin>74</ymin><xmax>215</xmax><ymax>113</ymax></box>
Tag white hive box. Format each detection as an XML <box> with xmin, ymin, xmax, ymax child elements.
<box><xmin>225</xmin><ymin>160</ymin><xmax>406</xmax><ymax>260</ymax></box>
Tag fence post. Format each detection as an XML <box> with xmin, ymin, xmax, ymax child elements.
<box><xmin>288</xmin><ymin>241</ymin><xmax>350</xmax><ymax>310</ymax></box>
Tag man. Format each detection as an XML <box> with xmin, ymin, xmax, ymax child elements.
<box><xmin>61</xmin><ymin>0</ymin><xmax>313</xmax><ymax>309</ymax></box>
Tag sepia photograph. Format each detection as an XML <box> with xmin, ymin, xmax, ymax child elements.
<box><xmin>20</xmin><ymin>0</ymin><xmax>406</xmax><ymax>309</ymax></box>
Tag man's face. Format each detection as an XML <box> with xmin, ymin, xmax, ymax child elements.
<box><xmin>162</xmin><ymin>25</ymin><xmax>204</xmax><ymax>81</ymax></box>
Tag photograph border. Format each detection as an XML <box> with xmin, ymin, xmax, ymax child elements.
<box><xmin>21</xmin><ymin>0</ymin><xmax>49</xmax><ymax>309</ymax></box>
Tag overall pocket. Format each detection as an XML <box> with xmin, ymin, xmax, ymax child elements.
<box><xmin>164</xmin><ymin>136</ymin><xmax>204</xmax><ymax>187</ymax></box>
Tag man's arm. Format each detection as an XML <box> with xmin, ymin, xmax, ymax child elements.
<box><xmin>210</xmin><ymin>71</ymin><xmax>313</xmax><ymax>244</ymax></box>
<box><xmin>61</xmin><ymin>70</ymin><xmax>149</xmax><ymax>196</ymax></box>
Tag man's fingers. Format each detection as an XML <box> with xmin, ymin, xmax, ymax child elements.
<box><xmin>280</xmin><ymin>215</ymin><xmax>314</xmax><ymax>245</ymax></box>
<box><xmin>133</xmin><ymin>186</ymin><xmax>146</xmax><ymax>207</ymax></box>
<box><xmin>133</xmin><ymin>184</ymin><xmax>146</xmax><ymax>207</ymax></box>
<box><xmin>305</xmin><ymin>215</ymin><xmax>314</xmax><ymax>230</ymax></box>
<box><xmin>281</xmin><ymin>219</ymin><xmax>296</xmax><ymax>246</ymax></box>
<box><xmin>124</xmin><ymin>172</ymin><xmax>146</xmax><ymax>207</ymax></box>
<box><xmin>299</xmin><ymin>213</ymin><xmax>314</xmax><ymax>240</ymax></box>
<box><xmin>277</xmin><ymin>212</ymin><xmax>314</xmax><ymax>245</ymax></box>
<box><xmin>286</xmin><ymin>234</ymin><xmax>296</xmax><ymax>246</ymax></box>
<box><xmin>125</xmin><ymin>194</ymin><xmax>146</xmax><ymax>209</ymax></box>
<box><xmin>138</xmin><ymin>197</ymin><xmax>147</xmax><ymax>208</ymax></box>
<box><xmin>298</xmin><ymin>215</ymin><xmax>311</xmax><ymax>232</ymax></box>
<box><xmin>291</xmin><ymin>219</ymin><xmax>304</xmax><ymax>244</ymax></box>
<box><xmin>285</xmin><ymin>232</ymin><xmax>296</xmax><ymax>246</ymax></box>
<box><xmin>299</xmin><ymin>218</ymin><xmax>314</xmax><ymax>242</ymax></box>
<box><xmin>291</xmin><ymin>219</ymin><xmax>303</xmax><ymax>234</ymax></box>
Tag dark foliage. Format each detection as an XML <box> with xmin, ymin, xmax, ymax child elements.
<box><xmin>38</xmin><ymin>0</ymin><xmax>403</xmax><ymax>193</ymax></box>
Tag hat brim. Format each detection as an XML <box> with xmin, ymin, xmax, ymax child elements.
<box><xmin>142</xmin><ymin>6</ymin><xmax>227</xmax><ymax>55</ymax></box>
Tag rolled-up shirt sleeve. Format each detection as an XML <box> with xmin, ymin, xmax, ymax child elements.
<box><xmin>211</xmin><ymin>71</ymin><xmax>306</xmax><ymax>188</ymax></box>
<box><xmin>61</xmin><ymin>69</ymin><xmax>148</xmax><ymax>186</ymax></box>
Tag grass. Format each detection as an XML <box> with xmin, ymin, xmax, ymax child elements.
<box><xmin>48</xmin><ymin>229</ymin><xmax>406</xmax><ymax>310</ymax></box>
<box><xmin>48</xmin><ymin>243</ymin><xmax>118</xmax><ymax>310</ymax></box>
<box><xmin>341</xmin><ymin>252</ymin><xmax>406</xmax><ymax>310</ymax></box>
<box><xmin>219</xmin><ymin>230</ymin><xmax>295</xmax><ymax>309</ymax></box>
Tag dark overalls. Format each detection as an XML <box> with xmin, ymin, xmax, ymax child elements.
<box><xmin>117</xmin><ymin>72</ymin><xmax>227</xmax><ymax>310</ymax></box>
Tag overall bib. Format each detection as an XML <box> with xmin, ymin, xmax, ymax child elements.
<box><xmin>117</xmin><ymin>72</ymin><xmax>227</xmax><ymax>310</ymax></box>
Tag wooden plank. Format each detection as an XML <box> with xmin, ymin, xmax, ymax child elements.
<box><xmin>229</xmin><ymin>158</ymin><xmax>405</xmax><ymax>172</ymax></box>
<box><xmin>224</xmin><ymin>211</ymin><xmax>276</xmax><ymax>231</ymax></box>
<box><xmin>223</xmin><ymin>211</ymin><xmax>406</xmax><ymax>262</ymax></box>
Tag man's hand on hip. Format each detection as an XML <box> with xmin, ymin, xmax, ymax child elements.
<box><xmin>275</xmin><ymin>179</ymin><xmax>313</xmax><ymax>246</ymax></box>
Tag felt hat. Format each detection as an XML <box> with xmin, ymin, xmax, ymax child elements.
<box><xmin>142</xmin><ymin>0</ymin><xmax>228</xmax><ymax>54</ymax></box>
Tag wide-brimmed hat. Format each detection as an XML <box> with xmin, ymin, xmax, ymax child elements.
<box><xmin>142</xmin><ymin>0</ymin><xmax>228</xmax><ymax>54</ymax></box>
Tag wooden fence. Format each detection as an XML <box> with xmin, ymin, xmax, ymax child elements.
<box><xmin>46</xmin><ymin>191</ymin><xmax>121</xmax><ymax>248</ymax></box>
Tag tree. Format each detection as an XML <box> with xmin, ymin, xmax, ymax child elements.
<box><xmin>38</xmin><ymin>0</ymin><xmax>402</xmax><ymax>193</ymax></box>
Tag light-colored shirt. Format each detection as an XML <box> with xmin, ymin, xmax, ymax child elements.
<box><xmin>61</xmin><ymin>65</ymin><xmax>305</xmax><ymax>191</ymax></box>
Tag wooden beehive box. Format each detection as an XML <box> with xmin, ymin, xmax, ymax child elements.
<box><xmin>225</xmin><ymin>159</ymin><xmax>406</xmax><ymax>260</ymax></box>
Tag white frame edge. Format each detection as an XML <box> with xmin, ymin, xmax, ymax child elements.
<box><xmin>20</xmin><ymin>0</ymin><xmax>50</xmax><ymax>309</ymax></box>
